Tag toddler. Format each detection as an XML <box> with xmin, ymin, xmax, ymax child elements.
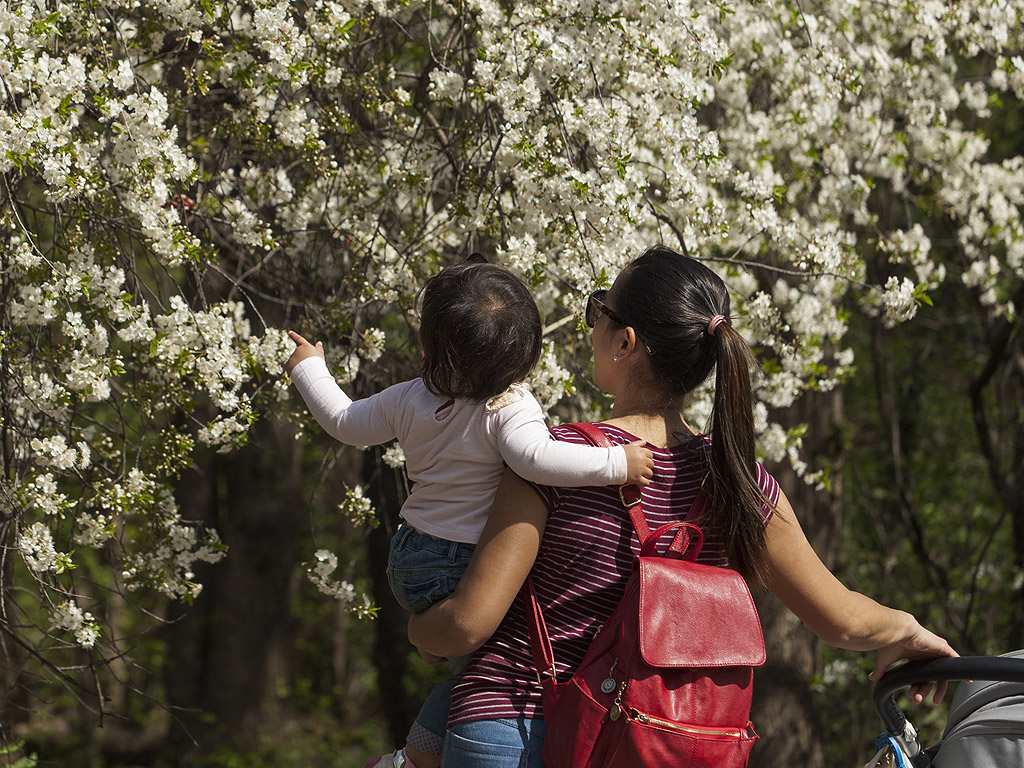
<box><xmin>284</xmin><ymin>260</ymin><xmax>654</xmax><ymax>768</ymax></box>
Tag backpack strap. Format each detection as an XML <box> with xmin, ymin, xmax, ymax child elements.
<box><xmin>522</xmin><ymin>574</ymin><xmax>557</xmax><ymax>686</ymax></box>
<box><xmin>561</xmin><ymin>422</ymin><xmax>651</xmax><ymax>543</ymax></box>
<box><xmin>561</xmin><ymin>422</ymin><xmax>704</xmax><ymax>556</ymax></box>
<box><xmin>522</xmin><ymin>422</ymin><xmax>709</xmax><ymax>683</ymax></box>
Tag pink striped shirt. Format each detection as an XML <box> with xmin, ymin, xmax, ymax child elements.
<box><xmin>447</xmin><ymin>423</ymin><xmax>780</xmax><ymax>727</ymax></box>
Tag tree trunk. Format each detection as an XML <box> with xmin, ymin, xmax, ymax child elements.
<box><xmin>163</xmin><ymin>453</ymin><xmax>216</xmax><ymax>762</ymax></box>
<box><xmin>364</xmin><ymin>447</ymin><xmax>421</xmax><ymax>746</ymax></box>
<box><xmin>749</xmin><ymin>388</ymin><xmax>843</xmax><ymax>768</ymax></box>
<box><xmin>969</xmin><ymin>302</ymin><xmax>1024</xmax><ymax>649</ymax></box>
<box><xmin>0</xmin><ymin>520</ymin><xmax>30</xmax><ymax>749</ymax></box>
<box><xmin>164</xmin><ymin>418</ymin><xmax>302</xmax><ymax>764</ymax></box>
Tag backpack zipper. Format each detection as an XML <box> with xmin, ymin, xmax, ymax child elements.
<box><xmin>625</xmin><ymin>707</ymin><xmax>751</xmax><ymax>739</ymax></box>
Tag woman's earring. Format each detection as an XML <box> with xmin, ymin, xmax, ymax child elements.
<box><xmin>613</xmin><ymin>353</ymin><xmax>621</xmax><ymax>361</ymax></box>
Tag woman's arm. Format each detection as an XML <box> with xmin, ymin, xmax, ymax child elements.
<box><xmin>765</xmin><ymin>488</ymin><xmax>957</xmax><ymax>700</ymax></box>
<box><xmin>407</xmin><ymin>468</ymin><xmax>548</xmax><ymax>658</ymax></box>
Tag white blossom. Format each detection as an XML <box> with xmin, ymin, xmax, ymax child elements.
<box><xmin>382</xmin><ymin>444</ymin><xmax>406</xmax><ymax>468</ymax></box>
<box><xmin>19</xmin><ymin>522</ymin><xmax>62</xmax><ymax>573</ymax></box>
<box><xmin>880</xmin><ymin>276</ymin><xmax>921</xmax><ymax>327</ymax></box>
<box><xmin>528</xmin><ymin>342</ymin><xmax>573</xmax><ymax>412</ymax></box>
<box><xmin>306</xmin><ymin>549</ymin><xmax>376</xmax><ymax>618</ymax></box>
<box><xmin>50</xmin><ymin>601</ymin><xmax>100</xmax><ymax>649</ymax></box>
<box><xmin>359</xmin><ymin>328</ymin><xmax>387</xmax><ymax>362</ymax></box>
<box><xmin>338</xmin><ymin>485</ymin><xmax>375</xmax><ymax>527</ymax></box>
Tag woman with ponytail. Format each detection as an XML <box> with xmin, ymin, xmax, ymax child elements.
<box><xmin>407</xmin><ymin>246</ymin><xmax>955</xmax><ymax>768</ymax></box>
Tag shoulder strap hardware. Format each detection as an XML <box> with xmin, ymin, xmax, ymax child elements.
<box><xmin>618</xmin><ymin>485</ymin><xmax>641</xmax><ymax>508</ymax></box>
<box><xmin>564</xmin><ymin>423</ymin><xmax>644</xmax><ymax>510</ymax></box>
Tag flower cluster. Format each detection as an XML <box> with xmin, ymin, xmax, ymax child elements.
<box><xmin>528</xmin><ymin>341</ymin><xmax>575</xmax><ymax>413</ymax></box>
<box><xmin>382</xmin><ymin>444</ymin><xmax>406</xmax><ymax>468</ymax></box>
<box><xmin>51</xmin><ymin>601</ymin><xmax>100</xmax><ymax>650</ymax></box>
<box><xmin>19</xmin><ymin>522</ymin><xmax>66</xmax><ymax>574</ymax></box>
<box><xmin>337</xmin><ymin>485</ymin><xmax>377</xmax><ymax>529</ymax></box>
<box><xmin>1</xmin><ymin>0</ymin><xmax>301</xmax><ymax>660</ymax></box>
<box><xmin>306</xmin><ymin>549</ymin><xmax>377</xmax><ymax>619</ymax></box>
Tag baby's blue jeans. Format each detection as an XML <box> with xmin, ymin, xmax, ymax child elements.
<box><xmin>440</xmin><ymin>717</ymin><xmax>546</xmax><ymax>768</ymax></box>
<box><xmin>387</xmin><ymin>524</ymin><xmax>476</xmax><ymax>755</ymax></box>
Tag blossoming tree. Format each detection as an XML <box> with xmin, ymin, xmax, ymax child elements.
<box><xmin>2</xmin><ymin>0</ymin><xmax>1022</xmax><ymax>763</ymax></box>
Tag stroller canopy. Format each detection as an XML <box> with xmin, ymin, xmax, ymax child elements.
<box><xmin>932</xmin><ymin>649</ymin><xmax>1024</xmax><ymax>767</ymax></box>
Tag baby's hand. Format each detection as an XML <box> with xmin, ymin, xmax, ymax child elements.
<box><xmin>283</xmin><ymin>330</ymin><xmax>325</xmax><ymax>375</ymax></box>
<box><xmin>623</xmin><ymin>440</ymin><xmax>654</xmax><ymax>487</ymax></box>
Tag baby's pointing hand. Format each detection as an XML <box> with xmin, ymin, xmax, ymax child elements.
<box><xmin>283</xmin><ymin>330</ymin><xmax>325</xmax><ymax>375</ymax></box>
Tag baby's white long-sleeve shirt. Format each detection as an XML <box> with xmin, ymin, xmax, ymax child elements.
<box><xmin>290</xmin><ymin>356</ymin><xmax>627</xmax><ymax>543</ymax></box>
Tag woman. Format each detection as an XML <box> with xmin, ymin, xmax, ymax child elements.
<box><xmin>407</xmin><ymin>245</ymin><xmax>956</xmax><ymax>768</ymax></box>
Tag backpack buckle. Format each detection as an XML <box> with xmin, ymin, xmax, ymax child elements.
<box><xmin>619</xmin><ymin>486</ymin><xmax>641</xmax><ymax>508</ymax></box>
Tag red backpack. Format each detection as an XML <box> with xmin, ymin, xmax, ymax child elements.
<box><xmin>522</xmin><ymin>422</ymin><xmax>765</xmax><ymax>768</ymax></box>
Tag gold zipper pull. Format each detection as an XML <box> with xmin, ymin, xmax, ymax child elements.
<box><xmin>627</xmin><ymin>707</ymin><xmax>649</xmax><ymax>724</ymax></box>
<box><xmin>608</xmin><ymin>680</ymin><xmax>627</xmax><ymax>721</ymax></box>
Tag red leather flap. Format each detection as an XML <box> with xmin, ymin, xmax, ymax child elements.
<box><xmin>638</xmin><ymin>558</ymin><xmax>766</xmax><ymax>668</ymax></box>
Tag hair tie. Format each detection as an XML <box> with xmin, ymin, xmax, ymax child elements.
<box><xmin>707</xmin><ymin>315</ymin><xmax>727</xmax><ymax>336</ymax></box>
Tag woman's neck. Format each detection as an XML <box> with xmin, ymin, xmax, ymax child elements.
<box><xmin>603</xmin><ymin>406</ymin><xmax>696</xmax><ymax>449</ymax></box>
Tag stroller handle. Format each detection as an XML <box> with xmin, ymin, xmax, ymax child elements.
<box><xmin>874</xmin><ymin>655</ymin><xmax>1024</xmax><ymax>736</ymax></box>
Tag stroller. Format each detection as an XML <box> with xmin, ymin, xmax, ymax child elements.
<box><xmin>865</xmin><ymin>650</ymin><xmax>1024</xmax><ymax>767</ymax></box>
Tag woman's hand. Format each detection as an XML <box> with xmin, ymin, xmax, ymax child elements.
<box><xmin>763</xmin><ymin>490</ymin><xmax>958</xmax><ymax>704</ymax></box>
<box><xmin>283</xmin><ymin>330</ymin><xmax>325</xmax><ymax>375</ymax></box>
<box><xmin>868</xmin><ymin>615</ymin><xmax>959</xmax><ymax>704</ymax></box>
<box><xmin>417</xmin><ymin>647</ymin><xmax>447</xmax><ymax>666</ymax></box>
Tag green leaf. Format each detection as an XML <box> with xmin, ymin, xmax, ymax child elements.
<box><xmin>913</xmin><ymin>284</ymin><xmax>933</xmax><ymax>307</ymax></box>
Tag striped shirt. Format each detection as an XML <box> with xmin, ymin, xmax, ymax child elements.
<box><xmin>447</xmin><ymin>422</ymin><xmax>781</xmax><ymax>727</ymax></box>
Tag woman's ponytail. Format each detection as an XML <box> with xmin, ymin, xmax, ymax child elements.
<box><xmin>707</xmin><ymin>323</ymin><xmax>771</xmax><ymax>589</ymax></box>
<box><xmin>614</xmin><ymin>246</ymin><xmax>774</xmax><ymax>588</ymax></box>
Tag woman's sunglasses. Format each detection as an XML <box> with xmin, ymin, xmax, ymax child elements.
<box><xmin>584</xmin><ymin>290</ymin><xmax>655</xmax><ymax>355</ymax></box>
<box><xmin>585</xmin><ymin>289</ymin><xmax>630</xmax><ymax>328</ymax></box>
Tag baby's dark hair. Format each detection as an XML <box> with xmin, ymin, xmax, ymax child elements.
<box><xmin>420</xmin><ymin>261</ymin><xmax>543</xmax><ymax>401</ymax></box>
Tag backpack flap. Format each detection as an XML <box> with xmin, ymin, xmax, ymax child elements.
<box><xmin>638</xmin><ymin>557</ymin><xmax>766</xmax><ymax>668</ymax></box>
